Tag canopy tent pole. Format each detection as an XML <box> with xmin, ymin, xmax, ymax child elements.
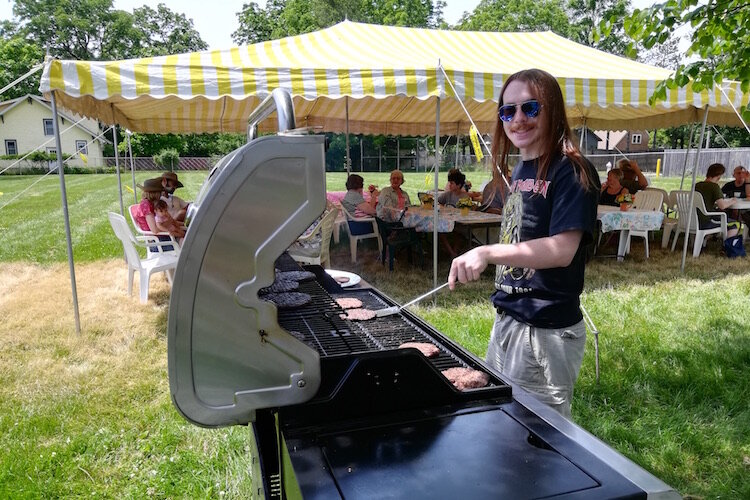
<box><xmin>433</xmin><ymin>95</ymin><xmax>441</xmax><ymax>295</ymax></box>
<box><xmin>50</xmin><ymin>90</ymin><xmax>81</xmax><ymax>335</ymax></box>
<box><xmin>112</xmin><ymin>124</ymin><xmax>124</xmax><ymax>217</ymax></box>
<box><xmin>127</xmin><ymin>131</ymin><xmax>137</xmax><ymax>204</ymax></box>
<box><xmin>456</xmin><ymin>135</ymin><xmax>460</xmax><ymax>166</ymax></box>
<box><xmin>345</xmin><ymin>97</ymin><xmax>351</xmax><ymax>176</ymax></box>
<box><xmin>681</xmin><ymin>105</ymin><xmax>710</xmax><ymax>272</ymax></box>
<box><xmin>679</xmin><ymin>125</ymin><xmax>696</xmax><ymax>190</ymax></box>
<box><xmin>397</xmin><ymin>137</ymin><xmax>400</xmax><ymax>170</ymax></box>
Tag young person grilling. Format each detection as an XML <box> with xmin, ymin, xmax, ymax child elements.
<box><xmin>448</xmin><ymin>69</ymin><xmax>600</xmax><ymax>419</ymax></box>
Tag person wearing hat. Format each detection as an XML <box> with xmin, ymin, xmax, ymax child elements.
<box><xmin>617</xmin><ymin>158</ymin><xmax>648</xmax><ymax>194</ymax></box>
<box><xmin>133</xmin><ymin>178</ymin><xmax>166</xmax><ymax>233</ymax></box>
<box><xmin>161</xmin><ymin>172</ymin><xmax>189</xmax><ymax>222</ymax></box>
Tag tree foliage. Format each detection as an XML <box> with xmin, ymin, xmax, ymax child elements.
<box><xmin>456</xmin><ymin>0</ymin><xmax>572</xmax><ymax>35</ymax></box>
<box><xmin>0</xmin><ymin>34</ymin><xmax>44</xmax><ymax>99</ymax></box>
<box><xmin>616</xmin><ymin>0</ymin><xmax>750</xmax><ymax>121</ymax></box>
<box><xmin>568</xmin><ymin>0</ymin><xmax>630</xmax><ymax>55</ymax></box>
<box><xmin>11</xmin><ymin>0</ymin><xmax>207</xmax><ymax>60</ymax></box>
<box><xmin>232</xmin><ymin>0</ymin><xmax>443</xmax><ymax>45</ymax></box>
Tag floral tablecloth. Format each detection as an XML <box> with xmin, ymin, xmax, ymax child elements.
<box><xmin>381</xmin><ymin>206</ymin><xmax>502</xmax><ymax>233</ymax></box>
<box><xmin>598</xmin><ymin>206</ymin><xmax>664</xmax><ymax>233</ymax></box>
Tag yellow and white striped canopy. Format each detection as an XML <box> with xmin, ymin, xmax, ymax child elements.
<box><xmin>40</xmin><ymin>20</ymin><xmax>749</xmax><ymax>135</ymax></box>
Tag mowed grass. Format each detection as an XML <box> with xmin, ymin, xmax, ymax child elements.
<box><xmin>1</xmin><ymin>171</ymin><xmax>749</xmax><ymax>498</ymax></box>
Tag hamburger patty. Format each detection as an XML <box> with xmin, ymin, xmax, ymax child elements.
<box><xmin>399</xmin><ymin>342</ymin><xmax>439</xmax><ymax>358</ymax></box>
<box><xmin>441</xmin><ymin>367</ymin><xmax>490</xmax><ymax>391</ymax></box>
<box><xmin>339</xmin><ymin>308</ymin><xmax>376</xmax><ymax>321</ymax></box>
<box><xmin>259</xmin><ymin>280</ymin><xmax>299</xmax><ymax>294</ymax></box>
<box><xmin>263</xmin><ymin>292</ymin><xmax>312</xmax><ymax>309</ymax></box>
<box><xmin>335</xmin><ymin>297</ymin><xmax>363</xmax><ymax>309</ymax></box>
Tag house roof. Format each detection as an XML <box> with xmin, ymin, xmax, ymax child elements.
<box><xmin>0</xmin><ymin>94</ymin><xmax>109</xmax><ymax>143</ymax></box>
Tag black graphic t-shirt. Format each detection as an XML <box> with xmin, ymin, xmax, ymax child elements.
<box><xmin>491</xmin><ymin>155</ymin><xmax>598</xmax><ymax>328</ymax></box>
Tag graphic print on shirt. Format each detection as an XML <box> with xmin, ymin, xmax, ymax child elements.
<box><xmin>495</xmin><ymin>191</ymin><xmax>535</xmax><ymax>293</ymax></box>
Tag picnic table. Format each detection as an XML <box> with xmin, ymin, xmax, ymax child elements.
<box><xmin>598</xmin><ymin>205</ymin><xmax>665</xmax><ymax>261</ymax></box>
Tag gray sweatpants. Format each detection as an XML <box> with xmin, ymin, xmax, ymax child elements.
<box><xmin>486</xmin><ymin>312</ymin><xmax>586</xmax><ymax>419</ymax></box>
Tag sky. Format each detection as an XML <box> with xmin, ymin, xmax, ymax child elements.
<box><xmin>0</xmin><ymin>0</ymin><xmax>661</xmax><ymax>52</ymax></box>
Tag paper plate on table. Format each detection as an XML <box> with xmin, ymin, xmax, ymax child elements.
<box><xmin>326</xmin><ymin>270</ymin><xmax>361</xmax><ymax>287</ymax></box>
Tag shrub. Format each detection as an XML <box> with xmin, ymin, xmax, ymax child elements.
<box><xmin>154</xmin><ymin>148</ymin><xmax>180</xmax><ymax>171</ymax></box>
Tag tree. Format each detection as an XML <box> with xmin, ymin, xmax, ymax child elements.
<box><xmin>132</xmin><ymin>4</ymin><xmax>208</xmax><ymax>56</ymax></box>
<box><xmin>456</xmin><ymin>0</ymin><xmax>572</xmax><ymax>35</ymax></box>
<box><xmin>12</xmin><ymin>0</ymin><xmax>206</xmax><ymax>61</ymax></box>
<box><xmin>232</xmin><ymin>0</ymin><xmax>443</xmax><ymax>45</ymax></box>
<box><xmin>618</xmin><ymin>0</ymin><xmax>750</xmax><ymax>121</ymax></box>
<box><xmin>0</xmin><ymin>35</ymin><xmax>44</xmax><ymax>99</ymax></box>
<box><xmin>568</xmin><ymin>0</ymin><xmax>630</xmax><ymax>55</ymax></box>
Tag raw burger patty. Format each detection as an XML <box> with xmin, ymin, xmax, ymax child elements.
<box><xmin>335</xmin><ymin>276</ymin><xmax>350</xmax><ymax>284</ymax></box>
<box><xmin>276</xmin><ymin>270</ymin><xmax>316</xmax><ymax>282</ymax></box>
<box><xmin>399</xmin><ymin>342</ymin><xmax>439</xmax><ymax>358</ymax></box>
<box><xmin>340</xmin><ymin>308</ymin><xmax>376</xmax><ymax>321</ymax></box>
<box><xmin>441</xmin><ymin>367</ymin><xmax>490</xmax><ymax>390</ymax></box>
<box><xmin>259</xmin><ymin>280</ymin><xmax>299</xmax><ymax>294</ymax></box>
<box><xmin>263</xmin><ymin>292</ymin><xmax>312</xmax><ymax>309</ymax></box>
<box><xmin>335</xmin><ymin>297</ymin><xmax>363</xmax><ymax>309</ymax></box>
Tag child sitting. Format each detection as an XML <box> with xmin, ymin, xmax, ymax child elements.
<box><xmin>154</xmin><ymin>199</ymin><xmax>186</xmax><ymax>239</ymax></box>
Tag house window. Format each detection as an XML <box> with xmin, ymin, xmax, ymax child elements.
<box><xmin>631</xmin><ymin>133</ymin><xmax>642</xmax><ymax>145</ymax></box>
<box><xmin>43</xmin><ymin>118</ymin><xmax>54</xmax><ymax>136</ymax></box>
<box><xmin>75</xmin><ymin>140</ymin><xmax>88</xmax><ymax>154</ymax></box>
<box><xmin>5</xmin><ymin>139</ymin><xmax>18</xmax><ymax>155</ymax></box>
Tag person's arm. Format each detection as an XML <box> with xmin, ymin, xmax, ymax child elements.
<box><xmin>448</xmin><ymin>230</ymin><xmax>583</xmax><ymax>289</ymax></box>
<box><xmin>716</xmin><ymin>197</ymin><xmax>736</xmax><ymax>210</ymax></box>
<box><xmin>145</xmin><ymin>213</ymin><xmax>159</xmax><ymax>233</ymax></box>
<box><xmin>745</xmin><ymin>172</ymin><xmax>750</xmax><ymax>197</ymax></box>
<box><xmin>631</xmin><ymin>160</ymin><xmax>648</xmax><ymax>188</ymax></box>
<box><xmin>357</xmin><ymin>200</ymin><xmax>377</xmax><ymax>216</ymax></box>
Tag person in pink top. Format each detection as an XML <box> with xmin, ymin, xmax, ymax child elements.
<box><xmin>132</xmin><ymin>178</ymin><xmax>164</xmax><ymax>233</ymax></box>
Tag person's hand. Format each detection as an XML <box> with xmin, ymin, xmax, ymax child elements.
<box><xmin>448</xmin><ymin>247</ymin><xmax>489</xmax><ymax>289</ymax></box>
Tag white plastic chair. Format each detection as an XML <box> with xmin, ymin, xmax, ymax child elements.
<box><xmin>340</xmin><ymin>204</ymin><xmax>382</xmax><ymax>263</ymax></box>
<box><xmin>109</xmin><ymin>212</ymin><xmax>179</xmax><ymax>303</ymax></box>
<box><xmin>331</xmin><ymin>202</ymin><xmax>346</xmax><ymax>244</ymax></box>
<box><xmin>625</xmin><ymin>189</ymin><xmax>663</xmax><ymax>258</ymax></box>
<box><xmin>670</xmin><ymin>191</ymin><xmax>727</xmax><ymax>257</ymax></box>
<box><xmin>128</xmin><ymin>204</ymin><xmax>180</xmax><ymax>258</ymax></box>
<box><xmin>661</xmin><ymin>190</ymin><xmax>680</xmax><ymax>249</ymax></box>
<box><xmin>287</xmin><ymin>207</ymin><xmax>339</xmax><ymax>268</ymax></box>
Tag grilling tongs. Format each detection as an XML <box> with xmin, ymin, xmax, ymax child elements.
<box><xmin>374</xmin><ymin>282</ymin><xmax>450</xmax><ymax>317</ymax></box>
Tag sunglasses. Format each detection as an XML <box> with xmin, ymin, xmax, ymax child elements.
<box><xmin>498</xmin><ymin>100</ymin><xmax>541</xmax><ymax>122</ymax></box>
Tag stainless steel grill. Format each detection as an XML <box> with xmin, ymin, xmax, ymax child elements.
<box><xmin>167</xmin><ymin>91</ymin><xmax>679</xmax><ymax>500</ymax></box>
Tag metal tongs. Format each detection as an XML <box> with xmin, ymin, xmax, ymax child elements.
<box><xmin>374</xmin><ymin>282</ymin><xmax>450</xmax><ymax>317</ymax></box>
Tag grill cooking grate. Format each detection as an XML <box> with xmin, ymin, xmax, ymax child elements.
<box><xmin>272</xmin><ymin>277</ymin><xmax>467</xmax><ymax>373</ymax></box>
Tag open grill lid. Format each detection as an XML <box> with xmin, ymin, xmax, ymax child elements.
<box><xmin>167</xmin><ymin>133</ymin><xmax>327</xmax><ymax>428</ymax></box>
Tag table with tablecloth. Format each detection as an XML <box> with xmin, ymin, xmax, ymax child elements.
<box><xmin>597</xmin><ymin>205</ymin><xmax>665</xmax><ymax>260</ymax></box>
<box><xmin>380</xmin><ymin>206</ymin><xmax>503</xmax><ymax>234</ymax></box>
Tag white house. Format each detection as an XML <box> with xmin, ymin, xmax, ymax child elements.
<box><xmin>0</xmin><ymin>94</ymin><xmax>107</xmax><ymax>168</ymax></box>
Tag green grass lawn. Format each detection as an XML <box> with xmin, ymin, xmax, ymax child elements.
<box><xmin>1</xmin><ymin>171</ymin><xmax>749</xmax><ymax>498</ymax></box>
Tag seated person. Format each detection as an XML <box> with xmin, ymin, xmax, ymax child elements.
<box><xmin>438</xmin><ymin>168</ymin><xmax>473</xmax><ymax>207</ymax></box>
<box><xmin>479</xmin><ymin>175</ymin><xmax>507</xmax><ymax>214</ymax></box>
<box><xmin>154</xmin><ymin>199</ymin><xmax>186</xmax><ymax>239</ymax></box>
<box><xmin>617</xmin><ymin>159</ymin><xmax>648</xmax><ymax>194</ymax></box>
<box><xmin>721</xmin><ymin>166</ymin><xmax>750</xmax><ymax>226</ymax></box>
<box><xmin>695</xmin><ymin>163</ymin><xmax>739</xmax><ymax>238</ymax></box>
<box><xmin>161</xmin><ymin>172</ymin><xmax>190</xmax><ymax>222</ymax></box>
<box><xmin>341</xmin><ymin>174</ymin><xmax>379</xmax><ymax>217</ymax></box>
<box><xmin>377</xmin><ymin>169</ymin><xmax>411</xmax><ymax>219</ymax></box>
<box><xmin>599</xmin><ymin>168</ymin><xmax>630</xmax><ymax>206</ymax></box>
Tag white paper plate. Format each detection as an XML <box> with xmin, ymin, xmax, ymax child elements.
<box><xmin>325</xmin><ymin>269</ymin><xmax>361</xmax><ymax>288</ymax></box>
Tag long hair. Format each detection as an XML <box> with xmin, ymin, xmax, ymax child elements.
<box><xmin>489</xmin><ymin>69</ymin><xmax>595</xmax><ymax>194</ymax></box>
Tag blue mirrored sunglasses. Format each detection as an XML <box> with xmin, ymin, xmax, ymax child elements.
<box><xmin>498</xmin><ymin>100</ymin><xmax>541</xmax><ymax>122</ymax></box>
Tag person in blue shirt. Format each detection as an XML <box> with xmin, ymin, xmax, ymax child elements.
<box><xmin>448</xmin><ymin>68</ymin><xmax>600</xmax><ymax>418</ymax></box>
